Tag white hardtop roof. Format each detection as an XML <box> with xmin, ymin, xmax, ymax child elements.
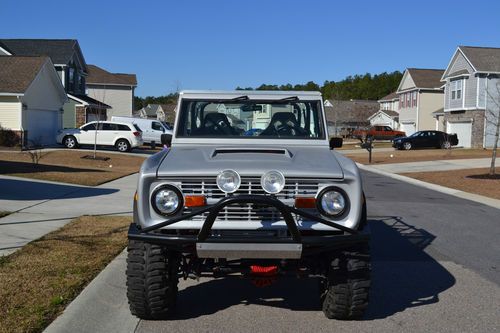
<box><xmin>179</xmin><ymin>90</ymin><xmax>322</xmax><ymax>100</ymax></box>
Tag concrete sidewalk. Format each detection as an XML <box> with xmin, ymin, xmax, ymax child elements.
<box><xmin>0</xmin><ymin>174</ymin><xmax>137</xmax><ymax>256</ymax></box>
<box><xmin>366</xmin><ymin>157</ymin><xmax>495</xmax><ymax>173</ymax></box>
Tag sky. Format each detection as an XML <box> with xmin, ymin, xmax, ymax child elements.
<box><xmin>1</xmin><ymin>0</ymin><xmax>499</xmax><ymax>97</ymax></box>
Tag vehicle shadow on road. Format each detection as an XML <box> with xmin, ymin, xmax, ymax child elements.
<box><xmin>168</xmin><ymin>216</ymin><xmax>456</xmax><ymax>320</ymax></box>
<box><xmin>363</xmin><ymin>216</ymin><xmax>456</xmax><ymax>320</ymax></box>
<box><xmin>0</xmin><ymin>178</ymin><xmax>118</xmax><ymax>201</ymax></box>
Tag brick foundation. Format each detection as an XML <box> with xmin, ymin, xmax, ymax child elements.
<box><xmin>444</xmin><ymin>110</ymin><xmax>485</xmax><ymax>148</ymax></box>
<box><xmin>75</xmin><ymin>106</ymin><xmax>86</xmax><ymax>127</ymax></box>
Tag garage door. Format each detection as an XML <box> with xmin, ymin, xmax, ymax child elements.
<box><xmin>400</xmin><ymin>123</ymin><xmax>416</xmax><ymax>136</ymax></box>
<box><xmin>25</xmin><ymin>109</ymin><xmax>61</xmax><ymax>146</ymax></box>
<box><xmin>446</xmin><ymin>121</ymin><xmax>472</xmax><ymax>148</ymax></box>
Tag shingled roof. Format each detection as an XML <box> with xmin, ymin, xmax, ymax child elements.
<box><xmin>86</xmin><ymin>64</ymin><xmax>137</xmax><ymax>86</ymax></box>
<box><xmin>0</xmin><ymin>56</ymin><xmax>48</xmax><ymax>94</ymax></box>
<box><xmin>324</xmin><ymin>100</ymin><xmax>379</xmax><ymax>125</ymax></box>
<box><xmin>0</xmin><ymin>39</ymin><xmax>86</xmax><ymax>70</ymax></box>
<box><xmin>378</xmin><ymin>91</ymin><xmax>398</xmax><ymax>101</ymax></box>
<box><xmin>407</xmin><ymin>68</ymin><xmax>445</xmax><ymax>89</ymax></box>
<box><xmin>459</xmin><ymin>46</ymin><xmax>500</xmax><ymax>72</ymax></box>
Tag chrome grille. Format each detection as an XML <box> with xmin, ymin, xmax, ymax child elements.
<box><xmin>174</xmin><ymin>177</ymin><xmax>320</xmax><ymax>222</ymax></box>
<box><xmin>178</xmin><ymin>177</ymin><xmax>319</xmax><ymax>199</ymax></box>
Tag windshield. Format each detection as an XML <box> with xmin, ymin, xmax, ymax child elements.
<box><xmin>176</xmin><ymin>99</ymin><xmax>325</xmax><ymax>139</ymax></box>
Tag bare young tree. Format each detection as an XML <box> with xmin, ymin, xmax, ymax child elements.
<box><xmin>485</xmin><ymin>80</ymin><xmax>500</xmax><ymax>176</ymax></box>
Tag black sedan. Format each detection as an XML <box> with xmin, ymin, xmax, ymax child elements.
<box><xmin>392</xmin><ymin>130</ymin><xmax>459</xmax><ymax>150</ymax></box>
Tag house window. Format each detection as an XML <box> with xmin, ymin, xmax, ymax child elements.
<box><xmin>399</xmin><ymin>95</ymin><xmax>403</xmax><ymax>108</ymax></box>
<box><xmin>412</xmin><ymin>91</ymin><xmax>417</xmax><ymax>107</ymax></box>
<box><xmin>451</xmin><ymin>79</ymin><xmax>463</xmax><ymax>100</ymax></box>
<box><xmin>406</xmin><ymin>93</ymin><xmax>410</xmax><ymax>108</ymax></box>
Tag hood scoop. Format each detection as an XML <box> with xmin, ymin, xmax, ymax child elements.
<box><xmin>211</xmin><ymin>147</ymin><xmax>292</xmax><ymax>158</ymax></box>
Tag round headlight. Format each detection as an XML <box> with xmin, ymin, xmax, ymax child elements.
<box><xmin>216</xmin><ymin>169</ymin><xmax>241</xmax><ymax>193</ymax></box>
<box><xmin>152</xmin><ymin>185</ymin><xmax>183</xmax><ymax>216</ymax></box>
<box><xmin>318</xmin><ymin>188</ymin><xmax>348</xmax><ymax>217</ymax></box>
<box><xmin>261</xmin><ymin>170</ymin><xmax>285</xmax><ymax>194</ymax></box>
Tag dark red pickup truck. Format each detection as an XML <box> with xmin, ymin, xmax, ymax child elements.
<box><xmin>353</xmin><ymin>126</ymin><xmax>406</xmax><ymax>140</ymax></box>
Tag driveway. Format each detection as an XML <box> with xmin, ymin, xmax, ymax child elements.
<box><xmin>0</xmin><ymin>174</ymin><xmax>137</xmax><ymax>256</ymax></box>
<box><xmin>366</xmin><ymin>157</ymin><xmax>495</xmax><ymax>173</ymax></box>
<box><xmin>45</xmin><ymin>170</ymin><xmax>500</xmax><ymax>333</ymax></box>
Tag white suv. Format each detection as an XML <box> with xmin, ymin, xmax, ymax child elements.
<box><xmin>56</xmin><ymin>121</ymin><xmax>144</xmax><ymax>152</ymax></box>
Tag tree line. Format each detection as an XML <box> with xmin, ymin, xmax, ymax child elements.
<box><xmin>236</xmin><ymin>71</ymin><xmax>403</xmax><ymax>101</ymax></box>
<box><xmin>134</xmin><ymin>71</ymin><xmax>403</xmax><ymax>110</ymax></box>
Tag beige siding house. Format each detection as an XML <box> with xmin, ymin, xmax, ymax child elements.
<box><xmin>396</xmin><ymin>68</ymin><xmax>444</xmax><ymax>135</ymax></box>
<box><xmin>86</xmin><ymin>64</ymin><xmax>137</xmax><ymax>119</ymax></box>
<box><xmin>0</xmin><ymin>56</ymin><xmax>67</xmax><ymax>146</ymax></box>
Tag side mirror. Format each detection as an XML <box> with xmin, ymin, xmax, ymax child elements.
<box><xmin>161</xmin><ymin>134</ymin><xmax>172</xmax><ymax>146</ymax></box>
<box><xmin>329</xmin><ymin>137</ymin><xmax>343</xmax><ymax>150</ymax></box>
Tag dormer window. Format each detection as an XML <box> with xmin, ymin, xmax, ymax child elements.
<box><xmin>451</xmin><ymin>79</ymin><xmax>463</xmax><ymax>100</ymax></box>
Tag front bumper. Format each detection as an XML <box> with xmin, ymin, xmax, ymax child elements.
<box><xmin>129</xmin><ymin>194</ymin><xmax>369</xmax><ymax>258</ymax></box>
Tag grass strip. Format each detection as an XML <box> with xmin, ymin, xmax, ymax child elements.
<box><xmin>0</xmin><ymin>215</ymin><xmax>131</xmax><ymax>333</ymax></box>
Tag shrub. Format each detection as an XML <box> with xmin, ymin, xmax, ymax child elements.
<box><xmin>0</xmin><ymin>126</ymin><xmax>19</xmax><ymax>147</ymax></box>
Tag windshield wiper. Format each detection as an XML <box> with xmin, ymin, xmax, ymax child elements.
<box><xmin>277</xmin><ymin>96</ymin><xmax>299</xmax><ymax>102</ymax></box>
<box><xmin>229</xmin><ymin>95</ymin><xmax>249</xmax><ymax>102</ymax></box>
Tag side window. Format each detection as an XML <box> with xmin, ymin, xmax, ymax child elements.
<box><xmin>82</xmin><ymin>123</ymin><xmax>96</xmax><ymax>131</ymax></box>
<box><xmin>152</xmin><ymin>122</ymin><xmax>163</xmax><ymax>131</ymax></box>
<box><xmin>102</xmin><ymin>123</ymin><xmax>120</xmax><ymax>131</ymax></box>
<box><xmin>118</xmin><ymin>124</ymin><xmax>131</xmax><ymax>131</ymax></box>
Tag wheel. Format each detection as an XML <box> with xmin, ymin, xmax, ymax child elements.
<box><xmin>116</xmin><ymin>139</ymin><xmax>131</xmax><ymax>152</ymax></box>
<box><xmin>321</xmin><ymin>245</ymin><xmax>371</xmax><ymax>320</ymax></box>
<box><xmin>126</xmin><ymin>240</ymin><xmax>180</xmax><ymax>319</ymax></box>
<box><xmin>63</xmin><ymin>135</ymin><xmax>77</xmax><ymax>149</ymax></box>
<box><xmin>403</xmin><ymin>142</ymin><xmax>412</xmax><ymax>150</ymax></box>
<box><xmin>441</xmin><ymin>141</ymin><xmax>451</xmax><ymax>149</ymax></box>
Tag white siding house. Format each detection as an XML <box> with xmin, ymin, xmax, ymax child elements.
<box><xmin>0</xmin><ymin>56</ymin><xmax>67</xmax><ymax>146</ymax></box>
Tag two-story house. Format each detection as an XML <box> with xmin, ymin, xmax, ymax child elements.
<box><xmin>368</xmin><ymin>92</ymin><xmax>400</xmax><ymax>129</ymax></box>
<box><xmin>86</xmin><ymin>64</ymin><xmax>137</xmax><ymax>119</ymax></box>
<box><xmin>0</xmin><ymin>39</ymin><xmax>110</xmax><ymax>128</ymax></box>
<box><xmin>441</xmin><ymin>46</ymin><xmax>500</xmax><ymax>148</ymax></box>
<box><xmin>396</xmin><ymin>68</ymin><xmax>445</xmax><ymax>136</ymax></box>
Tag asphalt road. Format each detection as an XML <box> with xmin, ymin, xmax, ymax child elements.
<box><xmin>134</xmin><ymin>171</ymin><xmax>500</xmax><ymax>333</ymax></box>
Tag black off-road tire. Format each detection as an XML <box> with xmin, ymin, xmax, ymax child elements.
<box><xmin>126</xmin><ymin>239</ymin><xmax>180</xmax><ymax>319</ymax></box>
<box><xmin>321</xmin><ymin>245</ymin><xmax>371</xmax><ymax>320</ymax></box>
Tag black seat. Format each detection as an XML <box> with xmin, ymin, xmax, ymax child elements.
<box><xmin>261</xmin><ymin>112</ymin><xmax>305</xmax><ymax>136</ymax></box>
<box><xmin>196</xmin><ymin>112</ymin><xmax>237</xmax><ymax>136</ymax></box>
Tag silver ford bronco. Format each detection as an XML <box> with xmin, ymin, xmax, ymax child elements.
<box><xmin>127</xmin><ymin>90</ymin><xmax>370</xmax><ymax>320</ymax></box>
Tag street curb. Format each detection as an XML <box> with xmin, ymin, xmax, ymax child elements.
<box><xmin>44</xmin><ymin>250</ymin><xmax>139</xmax><ymax>333</ymax></box>
<box><xmin>357</xmin><ymin>163</ymin><xmax>500</xmax><ymax>210</ymax></box>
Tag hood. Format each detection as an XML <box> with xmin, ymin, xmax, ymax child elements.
<box><xmin>156</xmin><ymin>145</ymin><xmax>344</xmax><ymax>179</ymax></box>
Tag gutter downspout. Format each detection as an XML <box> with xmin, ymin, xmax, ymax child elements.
<box><xmin>17</xmin><ymin>96</ymin><xmax>25</xmax><ymax>149</ymax></box>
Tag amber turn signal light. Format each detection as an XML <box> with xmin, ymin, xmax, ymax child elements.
<box><xmin>185</xmin><ymin>195</ymin><xmax>207</xmax><ymax>207</ymax></box>
<box><xmin>294</xmin><ymin>197</ymin><xmax>316</xmax><ymax>209</ymax></box>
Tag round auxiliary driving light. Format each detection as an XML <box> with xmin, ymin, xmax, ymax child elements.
<box><xmin>152</xmin><ymin>185</ymin><xmax>183</xmax><ymax>216</ymax></box>
<box><xmin>317</xmin><ymin>188</ymin><xmax>348</xmax><ymax>217</ymax></box>
<box><xmin>216</xmin><ymin>169</ymin><xmax>241</xmax><ymax>193</ymax></box>
<box><xmin>261</xmin><ymin>170</ymin><xmax>285</xmax><ymax>194</ymax></box>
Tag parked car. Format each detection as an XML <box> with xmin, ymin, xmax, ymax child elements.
<box><xmin>111</xmin><ymin>116</ymin><xmax>173</xmax><ymax>145</ymax></box>
<box><xmin>392</xmin><ymin>130</ymin><xmax>459</xmax><ymax>150</ymax></box>
<box><xmin>127</xmin><ymin>90</ymin><xmax>370</xmax><ymax>321</ymax></box>
<box><xmin>56</xmin><ymin>121</ymin><xmax>143</xmax><ymax>152</ymax></box>
<box><xmin>352</xmin><ymin>125</ymin><xmax>405</xmax><ymax>141</ymax></box>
